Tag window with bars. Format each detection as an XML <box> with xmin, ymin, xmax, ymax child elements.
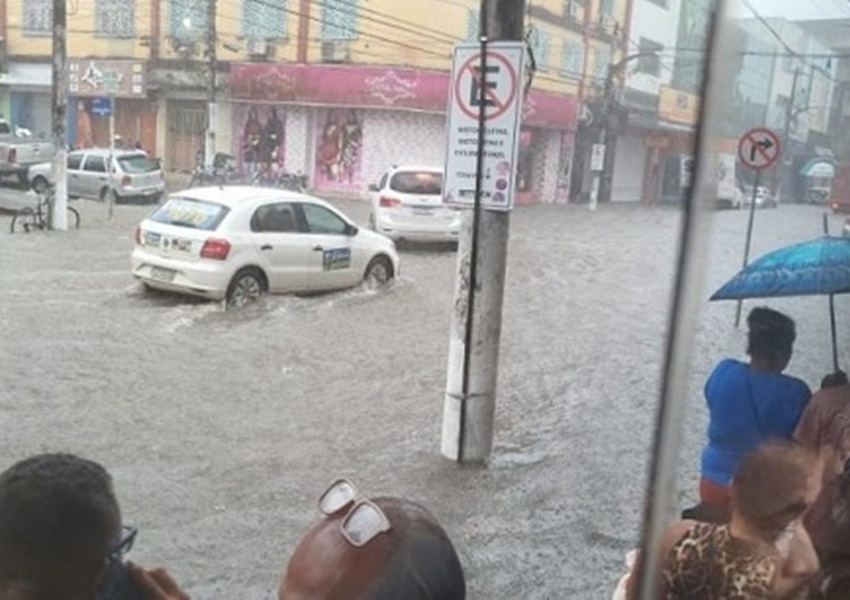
<box><xmin>243</xmin><ymin>0</ymin><xmax>287</xmax><ymax>40</ymax></box>
<box><xmin>169</xmin><ymin>0</ymin><xmax>210</xmax><ymax>41</ymax></box>
<box><xmin>23</xmin><ymin>0</ymin><xmax>52</xmax><ymax>34</ymax></box>
<box><xmin>560</xmin><ymin>41</ymin><xmax>584</xmax><ymax>77</ymax></box>
<box><xmin>96</xmin><ymin>0</ymin><xmax>135</xmax><ymax>38</ymax></box>
<box><xmin>637</xmin><ymin>38</ymin><xmax>664</xmax><ymax>77</ymax></box>
<box><xmin>319</xmin><ymin>0</ymin><xmax>358</xmax><ymax>41</ymax></box>
<box><xmin>466</xmin><ymin>9</ymin><xmax>480</xmax><ymax>43</ymax></box>
<box><xmin>593</xmin><ymin>48</ymin><xmax>610</xmax><ymax>82</ymax></box>
<box><xmin>529</xmin><ymin>28</ymin><xmax>551</xmax><ymax>72</ymax></box>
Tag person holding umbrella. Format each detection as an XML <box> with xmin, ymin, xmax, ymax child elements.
<box><xmin>697</xmin><ymin>307</ymin><xmax>811</xmax><ymax>517</ymax></box>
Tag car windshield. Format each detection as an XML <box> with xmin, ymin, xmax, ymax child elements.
<box><xmin>389</xmin><ymin>171</ymin><xmax>442</xmax><ymax>195</ymax></box>
<box><xmin>149</xmin><ymin>198</ymin><xmax>229</xmax><ymax>231</ymax></box>
<box><xmin>118</xmin><ymin>155</ymin><xmax>159</xmax><ymax>174</ymax></box>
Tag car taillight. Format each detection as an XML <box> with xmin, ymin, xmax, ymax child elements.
<box><xmin>379</xmin><ymin>196</ymin><xmax>401</xmax><ymax>208</ymax></box>
<box><xmin>200</xmin><ymin>238</ymin><xmax>231</xmax><ymax>260</ymax></box>
<box><xmin>134</xmin><ymin>226</ymin><xmax>141</xmax><ymax>245</ymax></box>
<box><xmin>121</xmin><ymin>175</ymin><xmax>131</xmax><ymax>187</ymax></box>
<box><xmin>8</xmin><ymin>148</ymin><xmax>16</xmax><ymax>164</ymax></box>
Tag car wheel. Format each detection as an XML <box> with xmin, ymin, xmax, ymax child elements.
<box><xmin>225</xmin><ymin>268</ymin><xmax>266</xmax><ymax>309</ymax></box>
<box><xmin>31</xmin><ymin>176</ymin><xmax>49</xmax><ymax>194</ymax></box>
<box><xmin>364</xmin><ymin>256</ymin><xmax>393</xmax><ymax>288</ymax></box>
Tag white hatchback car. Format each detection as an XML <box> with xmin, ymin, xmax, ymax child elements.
<box><xmin>369</xmin><ymin>166</ymin><xmax>460</xmax><ymax>243</ymax></box>
<box><xmin>131</xmin><ymin>187</ymin><xmax>400</xmax><ymax>308</ymax></box>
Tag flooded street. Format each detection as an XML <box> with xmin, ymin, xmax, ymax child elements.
<box><xmin>1</xmin><ymin>199</ymin><xmax>847</xmax><ymax>598</ymax></box>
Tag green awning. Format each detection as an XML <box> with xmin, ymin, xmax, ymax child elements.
<box><xmin>800</xmin><ymin>158</ymin><xmax>835</xmax><ymax>178</ymax></box>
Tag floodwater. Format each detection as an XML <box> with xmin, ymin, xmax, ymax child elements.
<box><xmin>0</xmin><ymin>198</ymin><xmax>847</xmax><ymax>598</ymax></box>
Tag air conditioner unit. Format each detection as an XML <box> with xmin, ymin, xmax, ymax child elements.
<box><xmin>321</xmin><ymin>41</ymin><xmax>350</xmax><ymax>63</ymax></box>
<box><xmin>246</xmin><ymin>38</ymin><xmax>271</xmax><ymax>58</ymax></box>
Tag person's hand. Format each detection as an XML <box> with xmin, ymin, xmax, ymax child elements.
<box><xmin>127</xmin><ymin>562</ymin><xmax>190</xmax><ymax>600</ymax></box>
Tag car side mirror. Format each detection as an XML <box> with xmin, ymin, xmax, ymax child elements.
<box><xmin>346</xmin><ymin>224</ymin><xmax>359</xmax><ymax>236</ymax></box>
<box><xmin>368</xmin><ymin>184</ymin><xmax>379</xmax><ymax>192</ymax></box>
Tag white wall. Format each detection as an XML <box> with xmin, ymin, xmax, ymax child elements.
<box><xmin>625</xmin><ymin>0</ymin><xmax>683</xmax><ymax>96</ymax></box>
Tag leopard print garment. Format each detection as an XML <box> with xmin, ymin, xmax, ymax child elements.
<box><xmin>663</xmin><ymin>522</ymin><xmax>777</xmax><ymax>599</ymax></box>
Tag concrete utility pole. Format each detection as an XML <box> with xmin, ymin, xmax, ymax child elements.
<box><xmin>441</xmin><ymin>0</ymin><xmax>524</xmax><ymax>464</ymax></box>
<box><xmin>778</xmin><ymin>66</ymin><xmax>800</xmax><ymax>203</ymax></box>
<box><xmin>50</xmin><ymin>0</ymin><xmax>68</xmax><ymax>230</ymax></box>
<box><xmin>204</xmin><ymin>0</ymin><xmax>217</xmax><ymax>170</ymax></box>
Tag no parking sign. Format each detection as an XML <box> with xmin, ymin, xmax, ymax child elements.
<box><xmin>443</xmin><ymin>42</ymin><xmax>525</xmax><ymax>212</ymax></box>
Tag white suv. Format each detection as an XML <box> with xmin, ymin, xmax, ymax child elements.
<box><xmin>368</xmin><ymin>166</ymin><xmax>460</xmax><ymax>244</ymax></box>
<box><xmin>28</xmin><ymin>149</ymin><xmax>165</xmax><ymax>204</ymax></box>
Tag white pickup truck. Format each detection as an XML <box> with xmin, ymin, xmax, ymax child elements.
<box><xmin>0</xmin><ymin>120</ymin><xmax>54</xmax><ymax>183</ymax></box>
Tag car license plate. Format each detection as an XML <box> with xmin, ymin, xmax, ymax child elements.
<box><xmin>150</xmin><ymin>266</ymin><xmax>176</xmax><ymax>282</ymax></box>
<box><xmin>412</xmin><ymin>206</ymin><xmax>435</xmax><ymax>216</ymax></box>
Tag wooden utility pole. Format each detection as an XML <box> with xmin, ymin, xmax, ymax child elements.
<box><xmin>441</xmin><ymin>0</ymin><xmax>525</xmax><ymax>463</ymax></box>
<box><xmin>204</xmin><ymin>0</ymin><xmax>217</xmax><ymax>170</ymax></box>
<box><xmin>50</xmin><ymin>0</ymin><xmax>68</xmax><ymax>230</ymax></box>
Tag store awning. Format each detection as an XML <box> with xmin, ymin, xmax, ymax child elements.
<box><xmin>0</xmin><ymin>63</ymin><xmax>52</xmax><ymax>88</ymax></box>
<box><xmin>800</xmin><ymin>158</ymin><xmax>836</xmax><ymax>178</ymax></box>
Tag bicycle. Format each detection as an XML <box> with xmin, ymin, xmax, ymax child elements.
<box><xmin>10</xmin><ymin>187</ymin><xmax>80</xmax><ymax>233</ymax></box>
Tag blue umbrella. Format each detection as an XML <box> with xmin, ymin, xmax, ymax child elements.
<box><xmin>711</xmin><ymin>235</ymin><xmax>850</xmax><ymax>370</ymax></box>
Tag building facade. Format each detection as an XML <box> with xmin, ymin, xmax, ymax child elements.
<box><xmin>0</xmin><ymin>0</ymin><xmax>636</xmax><ymax>203</ymax></box>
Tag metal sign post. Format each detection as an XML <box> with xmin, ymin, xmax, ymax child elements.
<box><xmin>734</xmin><ymin>127</ymin><xmax>781</xmax><ymax>326</ymax></box>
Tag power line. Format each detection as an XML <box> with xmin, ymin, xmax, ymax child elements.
<box><xmin>739</xmin><ymin>0</ymin><xmax>843</xmax><ymax>83</ymax></box>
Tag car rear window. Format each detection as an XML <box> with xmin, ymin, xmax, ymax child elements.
<box><xmin>389</xmin><ymin>171</ymin><xmax>443</xmax><ymax>195</ymax></box>
<box><xmin>118</xmin><ymin>155</ymin><xmax>160</xmax><ymax>174</ymax></box>
<box><xmin>150</xmin><ymin>198</ymin><xmax>229</xmax><ymax>231</ymax></box>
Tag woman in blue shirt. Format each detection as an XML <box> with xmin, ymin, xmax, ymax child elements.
<box><xmin>699</xmin><ymin>307</ymin><xmax>811</xmax><ymax>514</ymax></box>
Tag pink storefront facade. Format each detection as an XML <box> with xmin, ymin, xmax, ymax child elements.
<box><xmin>225</xmin><ymin>63</ymin><xmax>579</xmax><ymax>204</ymax></box>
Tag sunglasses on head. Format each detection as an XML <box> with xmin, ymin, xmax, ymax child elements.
<box><xmin>318</xmin><ymin>479</ymin><xmax>391</xmax><ymax>548</ymax></box>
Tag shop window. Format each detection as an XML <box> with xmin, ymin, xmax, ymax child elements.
<box><xmin>95</xmin><ymin>0</ymin><xmax>134</xmax><ymax>37</ymax></box>
<box><xmin>23</xmin><ymin>0</ymin><xmax>52</xmax><ymax>34</ymax></box>
<box><xmin>560</xmin><ymin>41</ymin><xmax>584</xmax><ymax>78</ymax></box>
<box><xmin>528</xmin><ymin>28</ymin><xmax>551</xmax><ymax>72</ymax></box>
<box><xmin>243</xmin><ymin>0</ymin><xmax>287</xmax><ymax>41</ymax></box>
<box><xmin>319</xmin><ymin>0</ymin><xmax>358</xmax><ymax>41</ymax></box>
<box><xmin>169</xmin><ymin>0</ymin><xmax>209</xmax><ymax>41</ymax></box>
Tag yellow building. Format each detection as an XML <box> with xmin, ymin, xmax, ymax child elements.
<box><xmin>0</xmin><ymin>0</ymin><xmax>632</xmax><ymax>201</ymax></box>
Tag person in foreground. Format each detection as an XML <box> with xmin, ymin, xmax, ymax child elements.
<box><xmin>627</xmin><ymin>441</ymin><xmax>820</xmax><ymax>599</ymax></box>
<box><xmin>698</xmin><ymin>307</ymin><xmax>811</xmax><ymax>516</ymax></box>
<box><xmin>0</xmin><ymin>453</ymin><xmax>188</xmax><ymax>600</ymax></box>
<box><xmin>279</xmin><ymin>479</ymin><xmax>465</xmax><ymax>600</ymax></box>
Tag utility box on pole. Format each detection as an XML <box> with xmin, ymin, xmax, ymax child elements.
<box><xmin>441</xmin><ymin>0</ymin><xmax>526</xmax><ymax>464</ymax></box>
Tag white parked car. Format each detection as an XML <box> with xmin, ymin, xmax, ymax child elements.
<box><xmin>131</xmin><ymin>186</ymin><xmax>400</xmax><ymax>308</ymax></box>
<box><xmin>368</xmin><ymin>166</ymin><xmax>460</xmax><ymax>244</ymax></box>
<box><xmin>28</xmin><ymin>149</ymin><xmax>164</xmax><ymax>203</ymax></box>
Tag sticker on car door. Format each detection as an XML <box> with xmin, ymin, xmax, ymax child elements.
<box><xmin>323</xmin><ymin>248</ymin><xmax>351</xmax><ymax>270</ymax></box>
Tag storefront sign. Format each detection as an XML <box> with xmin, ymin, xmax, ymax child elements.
<box><xmin>68</xmin><ymin>60</ymin><xmax>146</xmax><ymax>98</ymax></box>
<box><xmin>229</xmin><ymin>63</ymin><xmax>577</xmax><ymax>130</ymax></box>
<box><xmin>443</xmin><ymin>42</ymin><xmax>525</xmax><ymax>212</ymax></box>
<box><xmin>658</xmin><ymin>85</ymin><xmax>699</xmax><ymax>125</ymax></box>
